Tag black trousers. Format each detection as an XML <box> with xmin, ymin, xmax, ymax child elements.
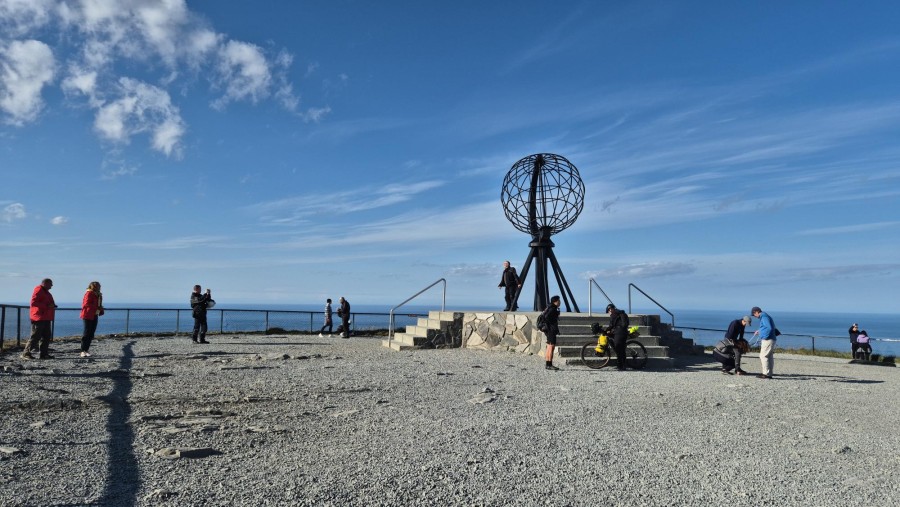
<box><xmin>504</xmin><ymin>287</ymin><xmax>518</xmax><ymax>311</ymax></box>
<box><xmin>320</xmin><ymin>317</ymin><xmax>333</xmax><ymax>334</ymax></box>
<box><xmin>713</xmin><ymin>349</ymin><xmax>736</xmax><ymax>370</ymax></box>
<box><xmin>27</xmin><ymin>320</ymin><xmax>52</xmax><ymax>355</ymax></box>
<box><xmin>192</xmin><ymin>315</ymin><xmax>208</xmax><ymax>341</ymax></box>
<box><xmin>81</xmin><ymin>318</ymin><xmax>99</xmax><ymax>352</ymax></box>
<box><xmin>340</xmin><ymin>315</ymin><xmax>350</xmax><ymax>337</ymax></box>
<box><xmin>613</xmin><ymin>329</ymin><xmax>628</xmax><ymax>369</ymax></box>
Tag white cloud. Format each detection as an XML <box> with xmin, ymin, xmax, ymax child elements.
<box><xmin>0</xmin><ymin>39</ymin><xmax>56</xmax><ymax>125</ymax></box>
<box><xmin>50</xmin><ymin>216</ymin><xmax>68</xmax><ymax>225</ymax></box>
<box><xmin>0</xmin><ymin>0</ymin><xmax>56</xmax><ymax>37</ymax></box>
<box><xmin>2</xmin><ymin>202</ymin><xmax>26</xmax><ymax>222</ymax></box>
<box><xmin>212</xmin><ymin>40</ymin><xmax>272</xmax><ymax>109</ymax></box>
<box><xmin>94</xmin><ymin>77</ymin><xmax>185</xmax><ymax>156</ymax></box>
<box><xmin>1</xmin><ymin>0</ymin><xmax>312</xmax><ymax>154</ymax></box>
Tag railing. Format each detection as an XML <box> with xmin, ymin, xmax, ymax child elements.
<box><xmin>0</xmin><ymin>304</ymin><xmax>427</xmax><ymax>350</ymax></box>
<box><xmin>627</xmin><ymin>283</ymin><xmax>674</xmax><ymax>327</ymax></box>
<box><xmin>587</xmin><ymin>278</ymin><xmax>615</xmax><ymax>317</ymax></box>
<box><xmin>675</xmin><ymin>324</ymin><xmax>899</xmax><ymax>357</ymax></box>
<box><xmin>387</xmin><ymin>278</ymin><xmax>446</xmax><ymax>346</ymax></box>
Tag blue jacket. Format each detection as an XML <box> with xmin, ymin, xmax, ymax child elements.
<box><xmin>758</xmin><ymin>312</ymin><xmax>777</xmax><ymax>340</ymax></box>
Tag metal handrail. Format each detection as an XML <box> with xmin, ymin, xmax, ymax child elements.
<box><xmin>388</xmin><ymin>278</ymin><xmax>446</xmax><ymax>345</ymax></box>
<box><xmin>627</xmin><ymin>283</ymin><xmax>674</xmax><ymax>327</ymax></box>
<box><xmin>587</xmin><ymin>278</ymin><xmax>614</xmax><ymax>317</ymax></box>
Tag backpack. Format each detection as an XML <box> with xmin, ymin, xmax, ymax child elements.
<box><xmin>857</xmin><ymin>333</ymin><xmax>870</xmax><ymax>344</ymax></box>
<box><xmin>536</xmin><ymin>311</ymin><xmax>548</xmax><ymax>332</ymax></box>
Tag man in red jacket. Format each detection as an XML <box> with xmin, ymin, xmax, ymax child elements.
<box><xmin>23</xmin><ymin>278</ymin><xmax>57</xmax><ymax>359</ymax></box>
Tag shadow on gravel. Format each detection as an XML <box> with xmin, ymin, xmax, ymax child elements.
<box><xmin>217</xmin><ymin>341</ymin><xmax>328</xmax><ymax>347</ymax></box>
<box><xmin>829</xmin><ymin>378</ymin><xmax>885</xmax><ymax>385</ymax></box>
<box><xmin>99</xmin><ymin>340</ymin><xmax>140</xmax><ymax>507</ymax></box>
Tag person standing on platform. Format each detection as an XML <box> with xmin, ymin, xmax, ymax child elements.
<box><xmin>542</xmin><ymin>295</ymin><xmax>562</xmax><ymax>370</ymax></box>
<box><xmin>191</xmin><ymin>285</ymin><xmax>212</xmax><ymax>344</ymax></box>
<box><xmin>338</xmin><ymin>297</ymin><xmax>351</xmax><ymax>338</ymax></box>
<box><xmin>751</xmin><ymin>306</ymin><xmax>777</xmax><ymax>379</ymax></box>
<box><xmin>319</xmin><ymin>298</ymin><xmax>333</xmax><ymax>337</ymax></box>
<box><xmin>498</xmin><ymin>260</ymin><xmax>522</xmax><ymax>311</ymax></box>
<box><xmin>22</xmin><ymin>278</ymin><xmax>56</xmax><ymax>360</ymax></box>
<box><xmin>79</xmin><ymin>281</ymin><xmax>104</xmax><ymax>357</ymax></box>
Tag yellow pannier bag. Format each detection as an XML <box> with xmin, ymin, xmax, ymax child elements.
<box><xmin>595</xmin><ymin>334</ymin><xmax>608</xmax><ymax>354</ymax></box>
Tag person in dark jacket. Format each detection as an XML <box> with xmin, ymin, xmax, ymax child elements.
<box><xmin>542</xmin><ymin>295</ymin><xmax>562</xmax><ymax>370</ymax></box>
<box><xmin>849</xmin><ymin>323</ymin><xmax>862</xmax><ymax>357</ymax></box>
<box><xmin>337</xmin><ymin>297</ymin><xmax>351</xmax><ymax>338</ymax></box>
<box><xmin>190</xmin><ymin>285</ymin><xmax>212</xmax><ymax>344</ymax></box>
<box><xmin>606</xmin><ymin>303</ymin><xmax>630</xmax><ymax>371</ymax></box>
<box><xmin>23</xmin><ymin>278</ymin><xmax>56</xmax><ymax>360</ymax></box>
<box><xmin>498</xmin><ymin>260</ymin><xmax>522</xmax><ymax>311</ymax></box>
<box><xmin>714</xmin><ymin>315</ymin><xmax>751</xmax><ymax>375</ymax></box>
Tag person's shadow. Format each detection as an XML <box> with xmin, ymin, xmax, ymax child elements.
<box><xmin>98</xmin><ymin>340</ymin><xmax>140</xmax><ymax>506</ymax></box>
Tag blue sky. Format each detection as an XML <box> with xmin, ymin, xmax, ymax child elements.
<box><xmin>2</xmin><ymin>1</ymin><xmax>900</xmax><ymax>314</ymax></box>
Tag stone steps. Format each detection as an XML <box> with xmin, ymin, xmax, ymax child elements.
<box><xmin>382</xmin><ymin>310</ymin><xmax>698</xmax><ymax>369</ymax></box>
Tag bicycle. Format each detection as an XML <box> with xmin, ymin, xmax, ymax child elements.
<box><xmin>580</xmin><ymin>323</ymin><xmax>648</xmax><ymax>370</ymax></box>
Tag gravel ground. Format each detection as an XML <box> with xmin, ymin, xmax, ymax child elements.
<box><xmin>1</xmin><ymin>333</ymin><xmax>898</xmax><ymax>506</ymax></box>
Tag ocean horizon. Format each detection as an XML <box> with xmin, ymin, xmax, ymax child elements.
<box><xmin>3</xmin><ymin>302</ymin><xmax>897</xmax><ymax>357</ymax></box>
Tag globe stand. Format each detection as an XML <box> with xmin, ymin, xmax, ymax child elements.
<box><xmin>501</xmin><ymin>153</ymin><xmax>586</xmax><ymax>313</ymax></box>
<box><xmin>513</xmin><ymin>226</ymin><xmax>581</xmax><ymax>312</ymax></box>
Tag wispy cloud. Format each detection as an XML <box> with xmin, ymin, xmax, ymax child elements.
<box><xmin>583</xmin><ymin>262</ymin><xmax>697</xmax><ymax>280</ymax></box>
<box><xmin>246</xmin><ymin>180</ymin><xmax>447</xmax><ymax>226</ymax></box>
<box><xmin>2</xmin><ymin>202</ymin><xmax>26</xmax><ymax>222</ymax></box>
<box><xmin>784</xmin><ymin>263</ymin><xmax>900</xmax><ymax>281</ymax></box>
<box><xmin>797</xmin><ymin>221</ymin><xmax>900</xmax><ymax>236</ymax></box>
<box><xmin>122</xmin><ymin>235</ymin><xmax>231</xmax><ymax>250</ymax></box>
<box><xmin>50</xmin><ymin>216</ymin><xmax>68</xmax><ymax>225</ymax></box>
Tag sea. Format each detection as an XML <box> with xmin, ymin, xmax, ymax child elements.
<box><xmin>2</xmin><ymin>303</ymin><xmax>897</xmax><ymax>357</ymax></box>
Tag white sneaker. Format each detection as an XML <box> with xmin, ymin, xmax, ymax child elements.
<box><xmin>318</xmin><ymin>333</ymin><xmax>323</xmax><ymax>337</ymax></box>
<box><xmin>80</xmin><ymin>352</ymin><xmax>90</xmax><ymax>358</ymax></box>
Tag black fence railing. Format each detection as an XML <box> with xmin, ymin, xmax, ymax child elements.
<box><xmin>0</xmin><ymin>304</ymin><xmax>426</xmax><ymax>350</ymax></box>
<box><xmin>674</xmin><ymin>325</ymin><xmax>898</xmax><ymax>357</ymax></box>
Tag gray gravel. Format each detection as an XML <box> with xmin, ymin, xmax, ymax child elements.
<box><xmin>1</xmin><ymin>334</ymin><xmax>898</xmax><ymax>506</ymax></box>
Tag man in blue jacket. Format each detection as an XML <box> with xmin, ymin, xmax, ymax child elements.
<box><xmin>751</xmin><ymin>306</ymin><xmax>776</xmax><ymax>379</ymax></box>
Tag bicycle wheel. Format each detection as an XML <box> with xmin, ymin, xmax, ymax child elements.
<box><xmin>624</xmin><ymin>340</ymin><xmax>648</xmax><ymax>370</ymax></box>
<box><xmin>580</xmin><ymin>341</ymin><xmax>611</xmax><ymax>369</ymax></box>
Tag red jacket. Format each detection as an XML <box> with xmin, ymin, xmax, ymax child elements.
<box><xmin>81</xmin><ymin>290</ymin><xmax>102</xmax><ymax>320</ymax></box>
<box><xmin>30</xmin><ymin>285</ymin><xmax>56</xmax><ymax>321</ymax></box>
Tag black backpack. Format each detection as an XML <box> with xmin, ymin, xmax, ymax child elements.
<box><xmin>536</xmin><ymin>310</ymin><xmax>549</xmax><ymax>332</ymax></box>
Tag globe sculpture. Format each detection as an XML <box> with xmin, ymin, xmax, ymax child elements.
<box><xmin>501</xmin><ymin>153</ymin><xmax>585</xmax><ymax>312</ymax></box>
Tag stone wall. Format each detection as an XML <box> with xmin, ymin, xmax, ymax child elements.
<box><xmin>460</xmin><ymin>312</ymin><xmax>544</xmax><ymax>355</ymax></box>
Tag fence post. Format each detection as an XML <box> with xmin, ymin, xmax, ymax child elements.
<box><xmin>1</xmin><ymin>306</ymin><xmax>5</xmax><ymax>350</ymax></box>
<box><xmin>265</xmin><ymin>311</ymin><xmax>269</xmax><ymax>333</ymax></box>
<box><xmin>309</xmin><ymin>312</ymin><xmax>313</xmax><ymax>333</ymax></box>
<box><xmin>811</xmin><ymin>336</ymin><xmax>815</xmax><ymax>352</ymax></box>
<box><xmin>126</xmin><ymin>309</ymin><xmax>131</xmax><ymax>335</ymax></box>
<box><xmin>176</xmin><ymin>310</ymin><xmax>180</xmax><ymax>335</ymax></box>
<box><xmin>220</xmin><ymin>310</ymin><xmax>224</xmax><ymax>333</ymax></box>
<box><xmin>16</xmin><ymin>307</ymin><xmax>22</xmax><ymax>348</ymax></box>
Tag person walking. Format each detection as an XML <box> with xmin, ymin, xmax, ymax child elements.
<box><xmin>498</xmin><ymin>260</ymin><xmax>522</xmax><ymax>311</ymax></box>
<box><xmin>751</xmin><ymin>306</ymin><xmax>777</xmax><ymax>379</ymax></box>
<box><xmin>79</xmin><ymin>281</ymin><xmax>104</xmax><ymax>357</ymax></box>
<box><xmin>319</xmin><ymin>298</ymin><xmax>333</xmax><ymax>337</ymax></box>
<box><xmin>337</xmin><ymin>297</ymin><xmax>351</xmax><ymax>338</ymax></box>
<box><xmin>606</xmin><ymin>303</ymin><xmax>630</xmax><ymax>371</ymax></box>
<box><xmin>190</xmin><ymin>285</ymin><xmax>212</xmax><ymax>344</ymax></box>
<box><xmin>713</xmin><ymin>315</ymin><xmax>751</xmax><ymax>375</ymax></box>
<box><xmin>22</xmin><ymin>278</ymin><xmax>56</xmax><ymax>360</ymax></box>
<box><xmin>542</xmin><ymin>295</ymin><xmax>562</xmax><ymax>370</ymax></box>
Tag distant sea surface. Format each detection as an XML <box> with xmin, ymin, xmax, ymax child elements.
<box><xmin>5</xmin><ymin>303</ymin><xmax>898</xmax><ymax>357</ymax></box>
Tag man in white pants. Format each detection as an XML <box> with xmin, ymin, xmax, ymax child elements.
<box><xmin>751</xmin><ymin>306</ymin><xmax>777</xmax><ymax>379</ymax></box>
